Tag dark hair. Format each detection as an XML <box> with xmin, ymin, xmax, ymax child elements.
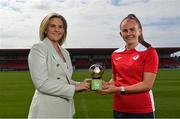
<box><xmin>120</xmin><ymin>14</ymin><xmax>151</xmax><ymax>48</ymax></box>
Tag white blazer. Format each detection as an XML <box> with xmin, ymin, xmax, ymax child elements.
<box><xmin>28</xmin><ymin>38</ymin><xmax>79</xmax><ymax>118</ymax></box>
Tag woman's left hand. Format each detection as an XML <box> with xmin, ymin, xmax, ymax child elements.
<box><xmin>99</xmin><ymin>84</ymin><xmax>120</xmax><ymax>94</ymax></box>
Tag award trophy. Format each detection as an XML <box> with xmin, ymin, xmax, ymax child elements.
<box><xmin>88</xmin><ymin>64</ymin><xmax>104</xmax><ymax>90</ymax></box>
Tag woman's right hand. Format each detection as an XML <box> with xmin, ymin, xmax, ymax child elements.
<box><xmin>102</xmin><ymin>80</ymin><xmax>109</xmax><ymax>90</ymax></box>
<box><xmin>75</xmin><ymin>82</ymin><xmax>90</xmax><ymax>92</ymax></box>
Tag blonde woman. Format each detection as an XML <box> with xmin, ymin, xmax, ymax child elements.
<box><xmin>28</xmin><ymin>13</ymin><xmax>89</xmax><ymax>118</ymax></box>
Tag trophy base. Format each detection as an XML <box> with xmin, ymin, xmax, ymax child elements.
<box><xmin>91</xmin><ymin>79</ymin><xmax>102</xmax><ymax>90</ymax></box>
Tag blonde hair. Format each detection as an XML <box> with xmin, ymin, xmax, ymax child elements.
<box><xmin>39</xmin><ymin>12</ymin><xmax>67</xmax><ymax>46</ymax></box>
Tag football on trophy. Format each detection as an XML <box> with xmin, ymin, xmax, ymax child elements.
<box><xmin>89</xmin><ymin>64</ymin><xmax>104</xmax><ymax>79</ymax></box>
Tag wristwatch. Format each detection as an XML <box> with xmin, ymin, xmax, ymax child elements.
<box><xmin>120</xmin><ymin>86</ymin><xmax>126</xmax><ymax>94</ymax></box>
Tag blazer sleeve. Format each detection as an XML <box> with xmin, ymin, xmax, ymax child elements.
<box><xmin>70</xmin><ymin>79</ymin><xmax>80</xmax><ymax>85</ymax></box>
<box><xmin>28</xmin><ymin>43</ymin><xmax>75</xmax><ymax>100</ymax></box>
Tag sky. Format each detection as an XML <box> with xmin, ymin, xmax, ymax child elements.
<box><xmin>0</xmin><ymin>0</ymin><xmax>180</xmax><ymax>49</ymax></box>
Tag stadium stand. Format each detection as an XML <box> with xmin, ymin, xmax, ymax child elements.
<box><xmin>0</xmin><ymin>60</ymin><xmax>28</xmax><ymax>70</ymax></box>
<box><xmin>159</xmin><ymin>57</ymin><xmax>180</xmax><ymax>68</ymax></box>
<box><xmin>0</xmin><ymin>47</ymin><xmax>180</xmax><ymax>71</ymax></box>
<box><xmin>0</xmin><ymin>49</ymin><xmax>29</xmax><ymax>71</ymax></box>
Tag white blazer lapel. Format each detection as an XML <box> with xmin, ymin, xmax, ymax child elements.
<box><xmin>43</xmin><ymin>38</ymin><xmax>71</xmax><ymax>82</ymax></box>
<box><xmin>60</xmin><ymin>47</ymin><xmax>73</xmax><ymax>81</ymax></box>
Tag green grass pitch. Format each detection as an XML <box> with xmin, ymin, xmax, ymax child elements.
<box><xmin>0</xmin><ymin>69</ymin><xmax>180</xmax><ymax>118</ymax></box>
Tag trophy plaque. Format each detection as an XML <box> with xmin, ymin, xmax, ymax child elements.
<box><xmin>89</xmin><ymin>64</ymin><xmax>104</xmax><ymax>90</ymax></box>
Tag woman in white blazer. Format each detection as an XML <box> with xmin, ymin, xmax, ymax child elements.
<box><xmin>28</xmin><ymin>13</ymin><xmax>90</xmax><ymax>119</ymax></box>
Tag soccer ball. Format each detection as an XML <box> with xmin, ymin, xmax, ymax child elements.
<box><xmin>89</xmin><ymin>64</ymin><xmax>104</xmax><ymax>79</ymax></box>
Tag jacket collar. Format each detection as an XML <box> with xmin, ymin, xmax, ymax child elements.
<box><xmin>114</xmin><ymin>43</ymin><xmax>147</xmax><ymax>53</ymax></box>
